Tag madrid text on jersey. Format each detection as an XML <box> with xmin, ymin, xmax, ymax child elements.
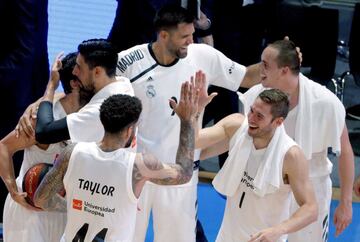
<box><xmin>117</xmin><ymin>49</ymin><xmax>144</xmax><ymax>72</ymax></box>
<box><xmin>78</xmin><ymin>178</ymin><xmax>115</xmax><ymax>196</ymax></box>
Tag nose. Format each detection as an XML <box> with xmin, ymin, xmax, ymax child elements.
<box><xmin>187</xmin><ymin>36</ymin><xmax>194</xmax><ymax>45</ymax></box>
<box><xmin>72</xmin><ymin>66</ymin><xmax>78</xmax><ymax>76</ymax></box>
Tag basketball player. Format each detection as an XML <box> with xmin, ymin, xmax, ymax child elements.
<box><xmin>16</xmin><ymin>38</ymin><xmax>134</xmax><ymax>144</ymax></box>
<box><xmin>0</xmin><ymin>52</ymin><xmax>88</xmax><ymax>242</ymax></box>
<box><xmin>33</xmin><ymin>84</ymin><xmax>198</xmax><ymax>242</ymax></box>
<box><xmin>242</xmin><ymin>40</ymin><xmax>354</xmax><ymax>241</ymax></box>
<box><xmin>115</xmin><ymin>4</ymin><xmax>262</xmax><ymax>242</ymax></box>
<box><xmin>197</xmin><ymin>89</ymin><xmax>318</xmax><ymax>242</ymax></box>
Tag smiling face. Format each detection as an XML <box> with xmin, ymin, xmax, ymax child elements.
<box><xmin>164</xmin><ymin>22</ymin><xmax>194</xmax><ymax>59</ymax></box>
<box><xmin>260</xmin><ymin>46</ymin><xmax>284</xmax><ymax>88</ymax></box>
<box><xmin>247</xmin><ymin>97</ymin><xmax>279</xmax><ymax>139</ymax></box>
<box><xmin>72</xmin><ymin>54</ymin><xmax>96</xmax><ymax>96</ymax></box>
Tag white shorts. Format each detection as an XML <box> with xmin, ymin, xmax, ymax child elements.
<box><xmin>3</xmin><ymin>193</ymin><xmax>66</xmax><ymax>242</ymax></box>
<box><xmin>133</xmin><ymin>170</ymin><xmax>198</xmax><ymax>242</ymax></box>
<box><xmin>288</xmin><ymin>175</ymin><xmax>332</xmax><ymax>242</ymax></box>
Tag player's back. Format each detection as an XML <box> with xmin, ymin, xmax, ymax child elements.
<box><xmin>62</xmin><ymin>142</ymin><xmax>137</xmax><ymax>242</ymax></box>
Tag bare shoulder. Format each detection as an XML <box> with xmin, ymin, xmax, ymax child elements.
<box><xmin>283</xmin><ymin>145</ymin><xmax>308</xmax><ymax>173</ymax></box>
<box><xmin>222</xmin><ymin>113</ymin><xmax>245</xmax><ymax>138</ymax></box>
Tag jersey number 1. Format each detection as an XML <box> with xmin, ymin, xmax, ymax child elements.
<box><xmin>72</xmin><ymin>223</ymin><xmax>108</xmax><ymax>242</ymax></box>
<box><xmin>238</xmin><ymin>192</ymin><xmax>246</xmax><ymax>208</ymax></box>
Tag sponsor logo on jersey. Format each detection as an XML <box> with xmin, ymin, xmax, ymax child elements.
<box><xmin>146</xmin><ymin>85</ymin><xmax>156</xmax><ymax>98</ymax></box>
<box><xmin>83</xmin><ymin>201</ymin><xmax>116</xmax><ymax>217</ymax></box>
<box><xmin>78</xmin><ymin>178</ymin><xmax>115</xmax><ymax>197</ymax></box>
<box><xmin>228</xmin><ymin>62</ymin><xmax>235</xmax><ymax>74</ymax></box>
<box><xmin>117</xmin><ymin>49</ymin><xmax>145</xmax><ymax>72</ymax></box>
<box><xmin>73</xmin><ymin>199</ymin><xmax>83</xmax><ymax>210</ymax></box>
<box><xmin>240</xmin><ymin>171</ymin><xmax>255</xmax><ymax>190</ymax></box>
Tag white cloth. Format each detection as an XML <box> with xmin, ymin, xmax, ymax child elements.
<box><xmin>243</xmin><ymin>73</ymin><xmax>345</xmax><ymax>160</ymax></box>
<box><xmin>3</xmin><ymin>100</ymin><xmax>67</xmax><ymax>242</ymax></box>
<box><xmin>67</xmin><ymin>78</ymin><xmax>134</xmax><ymax>143</ymax></box>
<box><xmin>213</xmin><ymin>118</ymin><xmax>297</xmax><ymax>197</ymax></box>
<box><xmin>62</xmin><ymin>142</ymin><xmax>137</xmax><ymax>242</ymax></box>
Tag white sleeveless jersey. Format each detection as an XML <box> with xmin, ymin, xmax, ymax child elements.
<box><xmin>117</xmin><ymin>43</ymin><xmax>246</xmax><ymax>165</ymax></box>
<box><xmin>4</xmin><ymin>100</ymin><xmax>67</xmax><ymax>242</ymax></box>
<box><xmin>17</xmin><ymin>100</ymin><xmax>67</xmax><ymax>187</ymax></box>
<box><xmin>216</xmin><ymin>146</ymin><xmax>291</xmax><ymax>242</ymax></box>
<box><xmin>62</xmin><ymin>142</ymin><xmax>137</xmax><ymax>242</ymax></box>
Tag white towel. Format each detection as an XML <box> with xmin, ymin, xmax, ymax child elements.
<box><xmin>212</xmin><ymin>118</ymin><xmax>297</xmax><ymax>197</ymax></box>
<box><xmin>242</xmin><ymin>73</ymin><xmax>345</xmax><ymax>160</ymax></box>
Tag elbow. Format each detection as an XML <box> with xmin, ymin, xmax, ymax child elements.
<box><xmin>178</xmin><ymin>169</ymin><xmax>193</xmax><ymax>185</ymax></box>
<box><xmin>35</xmin><ymin>132</ymin><xmax>45</xmax><ymax>144</ymax></box>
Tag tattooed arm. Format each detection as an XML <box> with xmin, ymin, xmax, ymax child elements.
<box><xmin>34</xmin><ymin>143</ymin><xmax>76</xmax><ymax>212</ymax></box>
<box><xmin>132</xmin><ymin>81</ymin><xmax>197</xmax><ymax>197</ymax></box>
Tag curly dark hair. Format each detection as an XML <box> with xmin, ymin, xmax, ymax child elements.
<box><xmin>59</xmin><ymin>52</ymin><xmax>77</xmax><ymax>94</ymax></box>
<box><xmin>78</xmin><ymin>38</ymin><xmax>117</xmax><ymax>77</ymax></box>
<box><xmin>100</xmin><ymin>94</ymin><xmax>142</xmax><ymax>133</ymax></box>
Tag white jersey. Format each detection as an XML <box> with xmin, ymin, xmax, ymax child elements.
<box><xmin>3</xmin><ymin>100</ymin><xmax>67</xmax><ymax>242</ymax></box>
<box><xmin>67</xmin><ymin>78</ymin><xmax>134</xmax><ymax>143</ymax></box>
<box><xmin>117</xmin><ymin>43</ymin><xmax>246</xmax><ymax>166</ymax></box>
<box><xmin>62</xmin><ymin>142</ymin><xmax>137</xmax><ymax>242</ymax></box>
<box><xmin>216</xmin><ymin>145</ymin><xmax>291</xmax><ymax>242</ymax></box>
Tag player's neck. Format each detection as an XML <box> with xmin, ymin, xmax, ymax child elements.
<box><xmin>152</xmin><ymin>42</ymin><xmax>176</xmax><ymax>65</ymax></box>
<box><xmin>98</xmin><ymin>133</ymin><xmax>127</xmax><ymax>152</ymax></box>
<box><xmin>253</xmin><ymin>129</ymin><xmax>276</xmax><ymax>150</ymax></box>
<box><xmin>94</xmin><ymin>76</ymin><xmax>116</xmax><ymax>93</ymax></box>
<box><xmin>281</xmin><ymin>74</ymin><xmax>300</xmax><ymax>110</ymax></box>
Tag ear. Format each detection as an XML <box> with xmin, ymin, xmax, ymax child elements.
<box><xmin>125</xmin><ymin>125</ymin><xmax>133</xmax><ymax>139</ymax></box>
<box><xmin>159</xmin><ymin>30</ymin><xmax>169</xmax><ymax>40</ymax></box>
<box><xmin>93</xmin><ymin>66</ymin><xmax>102</xmax><ymax>77</ymax></box>
<box><xmin>281</xmin><ymin>66</ymin><xmax>290</xmax><ymax>75</ymax></box>
<box><xmin>273</xmin><ymin>117</ymin><xmax>284</xmax><ymax>127</ymax></box>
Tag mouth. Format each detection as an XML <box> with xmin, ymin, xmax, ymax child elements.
<box><xmin>248</xmin><ymin>124</ymin><xmax>258</xmax><ymax>131</ymax></box>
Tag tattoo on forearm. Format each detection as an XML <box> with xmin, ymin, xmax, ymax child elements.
<box><xmin>176</xmin><ymin>120</ymin><xmax>194</xmax><ymax>181</ymax></box>
<box><xmin>34</xmin><ymin>143</ymin><xmax>75</xmax><ymax>210</ymax></box>
<box><xmin>149</xmin><ymin>120</ymin><xmax>194</xmax><ymax>185</ymax></box>
<box><xmin>42</xmin><ymin>194</ymin><xmax>67</xmax><ymax>212</ymax></box>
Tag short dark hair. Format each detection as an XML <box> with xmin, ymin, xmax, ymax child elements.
<box><xmin>100</xmin><ymin>94</ymin><xmax>142</xmax><ymax>133</ymax></box>
<box><xmin>59</xmin><ymin>52</ymin><xmax>77</xmax><ymax>94</ymax></box>
<box><xmin>268</xmin><ymin>40</ymin><xmax>300</xmax><ymax>75</ymax></box>
<box><xmin>258</xmin><ymin>89</ymin><xmax>289</xmax><ymax>120</ymax></box>
<box><xmin>78</xmin><ymin>39</ymin><xmax>117</xmax><ymax>77</ymax></box>
<box><xmin>154</xmin><ymin>4</ymin><xmax>195</xmax><ymax>32</ymax></box>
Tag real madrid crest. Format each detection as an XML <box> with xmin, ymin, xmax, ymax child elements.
<box><xmin>146</xmin><ymin>85</ymin><xmax>156</xmax><ymax>98</ymax></box>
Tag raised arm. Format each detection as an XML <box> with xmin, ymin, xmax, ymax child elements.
<box><xmin>33</xmin><ymin>143</ymin><xmax>75</xmax><ymax>212</ymax></box>
<box><xmin>333</xmin><ymin>124</ymin><xmax>354</xmax><ymax>236</ymax></box>
<box><xmin>132</xmin><ymin>81</ymin><xmax>197</xmax><ymax>196</ymax></box>
<box><xmin>249</xmin><ymin>146</ymin><xmax>318</xmax><ymax>241</ymax></box>
<box><xmin>35</xmin><ymin>53</ymin><xmax>71</xmax><ymax>144</ymax></box>
<box><xmin>0</xmin><ymin>129</ymin><xmax>38</xmax><ymax>210</ymax></box>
